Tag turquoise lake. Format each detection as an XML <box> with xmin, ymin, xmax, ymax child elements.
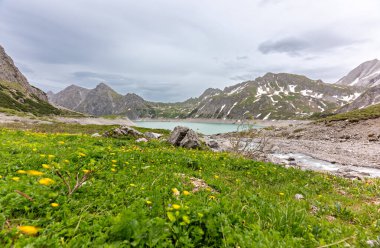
<box><xmin>134</xmin><ymin>121</ymin><xmax>261</xmax><ymax>135</ymax></box>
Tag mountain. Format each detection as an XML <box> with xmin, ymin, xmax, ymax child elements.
<box><xmin>50</xmin><ymin>73</ymin><xmax>362</xmax><ymax>120</ymax></box>
<box><xmin>336</xmin><ymin>59</ymin><xmax>380</xmax><ymax>88</ymax></box>
<box><xmin>337</xmin><ymin>85</ymin><xmax>380</xmax><ymax>113</ymax></box>
<box><xmin>180</xmin><ymin>73</ymin><xmax>361</xmax><ymax>120</ymax></box>
<box><xmin>0</xmin><ymin>45</ymin><xmax>62</xmax><ymax>115</ymax></box>
<box><xmin>48</xmin><ymin>83</ymin><xmax>155</xmax><ymax>118</ymax></box>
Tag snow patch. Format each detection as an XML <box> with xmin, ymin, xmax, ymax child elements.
<box><xmin>263</xmin><ymin>112</ymin><xmax>271</xmax><ymax>120</ymax></box>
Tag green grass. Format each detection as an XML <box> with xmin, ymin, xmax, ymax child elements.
<box><xmin>1</xmin><ymin>127</ymin><xmax>380</xmax><ymax>247</ymax></box>
<box><xmin>320</xmin><ymin>103</ymin><xmax>380</xmax><ymax>122</ymax></box>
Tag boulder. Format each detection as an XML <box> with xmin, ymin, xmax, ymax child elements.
<box><xmin>103</xmin><ymin>126</ymin><xmax>143</xmax><ymax>138</ymax></box>
<box><xmin>168</xmin><ymin>126</ymin><xmax>201</xmax><ymax>149</ymax></box>
<box><xmin>91</xmin><ymin>133</ymin><xmax>101</xmax><ymax>138</ymax></box>
<box><xmin>206</xmin><ymin>140</ymin><xmax>219</xmax><ymax>149</ymax></box>
<box><xmin>136</xmin><ymin>138</ymin><xmax>148</xmax><ymax>143</ymax></box>
<box><xmin>145</xmin><ymin>132</ymin><xmax>162</xmax><ymax>139</ymax></box>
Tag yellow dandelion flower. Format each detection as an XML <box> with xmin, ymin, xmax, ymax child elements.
<box><xmin>183</xmin><ymin>190</ymin><xmax>190</xmax><ymax>196</ymax></box>
<box><xmin>17</xmin><ymin>170</ymin><xmax>27</xmax><ymax>174</ymax></box>
<box><xmin>279</xmin><ymin>192</ymin><xmax>285</xmax><ymax>196</ymax></box>
<box><xmin>146</xmin><ymin>200</ymin><xmax>152</xmax><ymax>205</ymax></box>
<box><xmin>51</xmin><ymin>203</ymin><xmax>59</xmax><ymax>207</ymax></box>
<box><xmin>26</xmin><ymin>170</ymin><xmax>44</xmax><ymax>176</ymax></box>
<box><xmin>111</xmin><ymin>160</ymin><xmax>117</xmax><ymax>163</ymax></box>
<box><xmin>64</xmin><ymin>160</ymin><xmax>69</xmax><ymax>163</ymax></box>
<box><xmin>111</xmin><ymin>168</ymin><xmax>116</xmax><ymax>172</ymax></box>
<box><xmin>38</xmin><ymin>178</ymin><xmax>55</xmax><ymax>186</ymax></box>
<box><xmin>172</xmin><ymin>204</ymin><xmax>181</xmax><ymax>210</ymax></box>
<box><xmin>18</xmin><ymin>226</ymin><xmax>40</xmax><ymax>236</ymax></box>
<box><xmin>42</xmin><ymin>164</ymin><xmax>50</xmax><ymax>169</ymax></box>
<box><xmin>172</xmin><ymin>188</ymin><xmax>180</xmax><ymax>196</ymax></box>
<box><xmin>48</xmin><ymin>155</ymin><xmax>55</xmax><ymax>159</ymax></box>
<box><xmin>58</xmin><ymin>141</ymin><xmax>65</xmax><ymax>145</ymax></box>
<box><xmin>112</xmin><ymin>164</ymin><xmax>117</xmax><ymax>167</ymax></box>
<box><xmin>12</xmin><ymin>177</ymin><xmax>20</xmax><ymax>181</ymax></box>
<box><xmin>0</xmin><ymin>175</ymin><xmax>2</xmax><ymax>179</ymax></box>
<box><xmin>130</xmin><ymin>183</ymin><xmax>137</xmax><ymax>187</ymax></box>
<box><xmin>78</xmin><ymin>152</ymin><xmax>86</xmax><ymax>157</ymax></box>
<box><xmin>82</xmin><ymin>169</ymin><xmax>90</xmax><ymax>174</ymax></box>
<box><xmin>209</xmin><ymin>195</ymin><xmax>216</xmax><ymax>200</ymax></box>
<box><xmin>214</xmin><ymin>175</ymin><xmax>219</xmax><ymax>179</ymax></box>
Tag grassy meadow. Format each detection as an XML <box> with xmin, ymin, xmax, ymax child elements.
<box><xmin>0</xmin><ymin>124</ymin><xmax>380</xmax><ymax>247</ymax></box>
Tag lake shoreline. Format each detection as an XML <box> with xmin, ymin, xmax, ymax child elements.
<box><xmin>134</xmin><ymin>118</ymin><xmax>310</xmax><ymax>127</ymax></box>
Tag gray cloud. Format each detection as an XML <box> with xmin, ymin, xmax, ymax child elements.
<box><xmin>0</xmin><ymin>0</ymin><xmax>379</xmax><ymax>101</ymax></box>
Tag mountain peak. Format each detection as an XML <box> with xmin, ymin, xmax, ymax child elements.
<box><xmin>336</xmin><ymin>59</ymin><xmax>380</xmax><ymax>87</ymax></box>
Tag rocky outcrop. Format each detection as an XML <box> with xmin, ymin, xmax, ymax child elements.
<box><xmin>103</xmin><ymin>126</ymin><xmax>143</xmax><ymax>138</ymax></box>
<box><xmin>168</xmin><ymin>126</ymin><xmax>201</xmax><ymax>149</ymax></box>
<box><xmin>336</xmin><ymin>59</ymin><xmax>380</xmax><ymax>88</ymax></box>
<box><xmin>0</xmin><ymin>45</ymin><xmax>47</xmax><ymax>101</ymax></box>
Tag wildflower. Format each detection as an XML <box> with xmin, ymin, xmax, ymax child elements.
<box><xmin>58</xmin><ymin>141</ymin><xmax>65</xmax><ymax>145</ymax></box>
<box><xmin>146</xmin><ymin>200</ymin><xmax>152</xmax><ymax>205</ymax></box>
<box><xmin>318</xmin><ymin>194</ymin><xmax>322</xmax><ymax>198</ymax></box>
<box><xmin>51</xmin><ymin>203</ymin><xmax>59</xmax><ymax>207</ymax></box>
<box><xmin>38</xmin><ymin>178</ymin><xmax>55</xmax><ymax>186</ymax></box>
<box><xmin>111</xmin><ymin>160</ymin><xmax>117</xmax><ymax>163</ymax></box>
<box><xmin>279</xmin><ymin>192</ymin><xmax>285</xmax><ymax>196</ymax></box>
<box><xmin>42</xmin><ymin>164</ymin><xmax>50</xmax><ymax>169</ymax></box>
<box><xmin>214</xmin><ymin>175</ymin><xmax>219</xmax><ymax>179</ymax></box>
<box><xmin>125</xmin><ymin>162</ymin><xmax>129</xmax><ymax>165</ymax></box>
<box><xmin>32</xmin><ymin>148</ymin><xmax>37</xmax><ymax>152</ymax></box>
<box><xmin>111</xmin><ymin>168</ymin><xmax>116</xmax><ymax>172</ymax></box>
<box><xmin>40</xmin><ymin>154</ymin><xmax>46</xmax><ymax>158</ymax></box>
<box><xmin>0</xmin><ymin>175</ymin><xmax>2</xmax><ymax>179</ymax></box>
<box><xmin>172</xmin><ymin>204</ymin><xmax>181</xmax><ymax>210</ymax></box>
<box><xmin>17</xmin><ymin>170</ymin><xmax>27</xmax><ymax>174</ymax></box>
<box><xmin>183</xmin><ymin>190</ymin><xmax>190</xmax><ymax>196</ymax></box>
<box><xmin>82</xmin><ymin>169</ymin><xmax>90</xmax><ymax>174</ymax></box>
<box><xmin>64</xmin><ymin>160</ymin><xmax>69</xmax><ymax>163</ymax></box>
<box><xmin>78</xmin><ymin>152</ymin><xmax>86</xmax><ymax>157</ymax></box>
<box><xmin>48</xmin><ymin>155</ymin><xmax>55</xmax><ymax>159</ymax></box>
<box><xmin>209</xmin><ymin>195</ymin><xmax>216</xmax><ymax>200</ymax></box>
<box><xmin>172</xmin><ymin>188</ymin><xmax>180</xmax><ymax>196</ymax></box>
<box><xmin>112</xmin><ymin>164</ymin><xmax>117</xmax><ymax>167</ymax></box>
<box><xmin>26</xmin><ymin>170</ymin><xmax>44</xmax><ymax>176</ymax></box>
<box><xmin>12</xmin><ymin>177</ymin><xmax>20</xmax><ymax>181</ymax></box>
<box><xmin>130</xmin><ymin>183</ymin><xmax>137</xmax><ymax>187</ymax></box>
<box><xmin>17</xmin><ymin>226</ymin><xmax>40</xmax><ymax>236</ymax></box>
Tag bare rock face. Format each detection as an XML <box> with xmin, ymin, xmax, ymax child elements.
<box><xmin>145</xmin><ymin>132</ymin><xmax>162</xmax><ymax>139</ymax></box>
<box><xmin>103</xmin><ymin>126</ymin><xmax>143</xmax><ymax>138</ymax></box>
<box><xmin>336</xmin><ymin>59</ymin><xmax>380</xmax><ymax>88</ymax></box>
<box><xmin>168</xmin><ymin>126</ymin><xmax>201</xmax><ymax>149</ymax></box>
<box><xmin>0</xmin><ymin>45</ymin><xmax>47</xmax><ymax>101</ymax></box>
<box><xmin>338</xmin><ymin>85</ymin><xmax>380</xmax><ymax>113</ymax></box>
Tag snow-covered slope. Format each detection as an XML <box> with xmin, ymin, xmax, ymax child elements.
<box><xmin>336</xmin><ymin>59</ymin><xmax>380</xmax><ymax>88</ymax></box>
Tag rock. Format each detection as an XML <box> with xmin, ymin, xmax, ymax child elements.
<box><xmin>91</xmin><ymin>133</ymin><xmax>101</xmax><ymax>138</ymax></box>
<box><xmin>136</xmin><ymin>138</ymin><xmax>148</xmax><ymax>143</ymax></box>
<box><xmin>206</xmin><ymin>140</ymin><xmax>219</xmax><ymax>149</ymax></box>
<box><xmin>366</xmin><ymin>240</ymin><xmax>379</xmax><ymax>247</ymax></box>
<box><xmin>145</xmin><ymin>132</ymin><xmax>162</xmax><ymax>139</ymax></box>
<box><xmin>168</xmin><ymin>126</ymin><xmax>189</xmax><ymax>146</ymax></box>
<box><xmin>180</xmin><ymin>129</ymin><xmax>201</xmax><ymax>149</ymax></box>
<box><xmin>294</xmin><ymin>194</ymin><xmax>304</xmax><ymax>200</ymax></box>
<box><xmin>287</xmin><ymin>157</ymin><xmax>295</xmax><ymax>161</ymax></box>
<box><xmin>103</xmin><ymin>126</ymin><xmax>143</xmax><ymax>138</ymax></box>
<box><xmin>168</xmin><ymin>126</ymin><xmax>201</xmax><ymax>149</ymax></box>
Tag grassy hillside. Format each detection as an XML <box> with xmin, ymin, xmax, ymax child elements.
<box><xmin>0</xmin><ymin>81</ymin><xmax>64</xmax><ymax>116</ymax></box>
<box><xmin>321</xmin><ymin>103</ymin><xmax>380</xmax><ymax>122</ymax></box>
<box><xmin>1</xmin><ymin>125</ymin><xmax>380</xmax><ymax>247</ymax></box>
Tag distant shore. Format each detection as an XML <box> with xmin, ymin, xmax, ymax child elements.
<box><xmin>134</xmin><ymin>118</ymin><xmax>310</xmax><ymax>127</ymax></box>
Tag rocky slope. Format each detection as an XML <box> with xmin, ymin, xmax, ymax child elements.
<box><xmin>336</xmin><ymin>59</ymin><xmax>380</xmax><ymax>88</ymax></box>
<box><xmin>338</xmin><ymin>85</ymin><xmax>380</xmax><ymax>113</ymax></box>
<box><xmin>0</xmin><ymin>45</ymin><xmax>62</xmax><ymax>115</ymax></box>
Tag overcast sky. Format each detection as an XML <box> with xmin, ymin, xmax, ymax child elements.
<box><xmin>1</xmin><ymin>0</ymin><xmax>380</xmax><ymax>102</ymax></box>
